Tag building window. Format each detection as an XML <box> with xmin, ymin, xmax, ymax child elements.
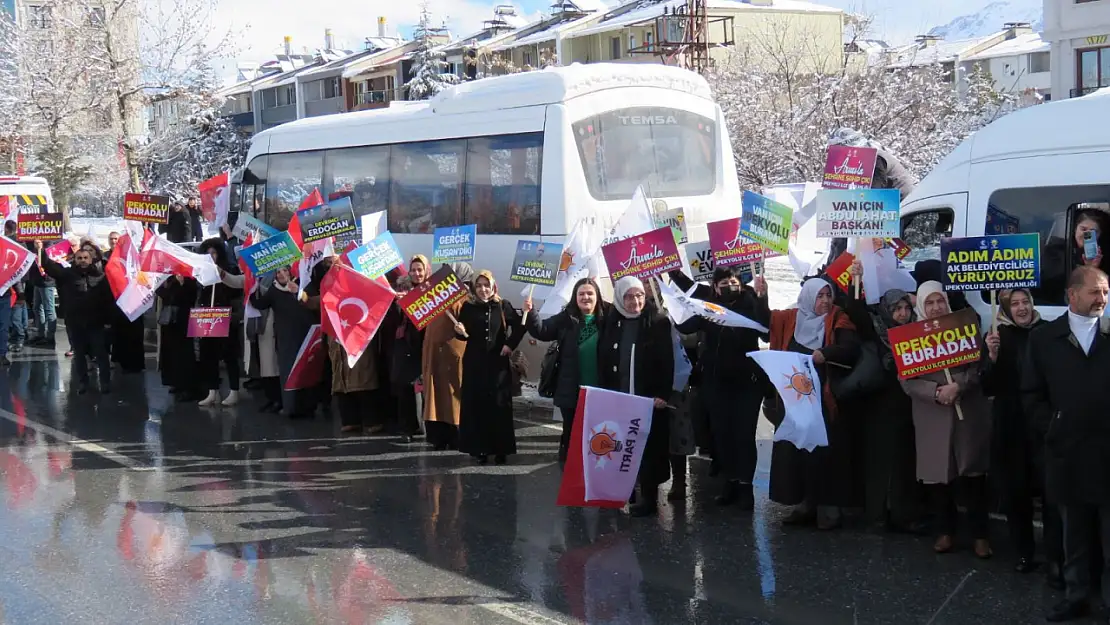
<box><xmin>280</xmin><ymin>85</ymin><xmax>296</xmax><ymax>106</ymax></box>
<box><xmin>323</xmin><ymin>77</ymin><xmax>340</xmax><ymax>99</ymax></box>
<box><xmin>262</xmin><ymin>89</ymin><xmax>277</xmax><ymax>109</ymax></box>
<box><xmin>464</xmin><ymin>133</ymin><xmax>543</xmax><ymax>235</ymax></box>
<box><xmin>27</xmin><ymin>5</ymin><xmax>51</xmax><ymax>29</ymax></box>
<box><xmin>1077</xmin><ymin>46</ymin><xmax>1110</xmax><ymax>96</ymax></box>
<box><xmin>610</xmin><ymin>36</ymin><xmax>622</xmax><ymax>60</ymax></box>
<box><xmin>1029</xmin><ymin>51</ymin><xmax>1050</xmax><ymax>74</ymax></box>
<box><xmin>522</xmin><ymin>50</ymin><xmax>534</xmax><ymax>67</ymax></box>
<box><xmin>645</xmin><ymin>31</ymin><xmax>654</xmax><ymax>51</ymax></box>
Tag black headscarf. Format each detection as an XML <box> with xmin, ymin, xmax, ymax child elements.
<box><xmin>871</xmin><ymin>288</ymin><xmax>914</xmax><ymax>350</ymax></box>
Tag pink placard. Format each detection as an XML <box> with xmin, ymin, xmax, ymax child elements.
<box><xmin>707</xmin><ymin>218</ymin><xmax>763</xmax><ymax>267</ymax></box>
<box><xmin>187</xmin><ymin>307</ymin><xmax>231</xmax><ymax>338</ymax></box>
<box><xmin>45</xmin><ymin>240</ymin><xmax>72</xmax><ymax>264</ymax></box>
<box><xmin>600</xmin><ymin>226</ymin><xmax>682</xmax><ymax>282</ymax></box>
<box><xmin>822</xmin><ymin>145</ymin><xmax>878</xmax><ymax>190</ymax></box>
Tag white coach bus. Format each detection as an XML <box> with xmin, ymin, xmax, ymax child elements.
<box><xmin>237</xmin><ymin>63</ymin><xmax>741</xmax><ymax>297</ymax></box>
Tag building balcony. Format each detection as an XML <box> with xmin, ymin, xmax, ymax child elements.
<box><xmin>225</xmin><ymin>111</ymin><xmax>254</xmax><ymax>128</ymax></box>
<box><xmin>354</xmin><ymin>89</ymin><xmax>399</xmax><ymax>110</ymax></box>
<box><xmin>260</xmin><ymin>104</ymin><xmax>297</xmax><ymax>126</ymax></box>
<box><xmin>305</xmin><ymin>97</ymin><xmax>345</xmax><ymax>118</ymax></box>
<box><xmin>1070</xmin><ymin>86</ymin><xmax>1105</xmax><ymax>98</ymax></box>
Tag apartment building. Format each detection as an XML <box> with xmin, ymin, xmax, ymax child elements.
<box><xmin>961</xmin><ymin>29</ymin><xmax>1051</xmax><ymax>102</ymax></box>
<box><xmin>1044</xmin><ymin>0</ymin><xmax>1110</xmax><ymax>97</ymax></box>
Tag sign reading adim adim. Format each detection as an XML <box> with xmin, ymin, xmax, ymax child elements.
<box><xmin>941</xmin><ymin>233</ymin><xmax>1040</xmax><ymax>292</ymax></box>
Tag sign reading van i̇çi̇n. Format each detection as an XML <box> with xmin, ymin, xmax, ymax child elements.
<box><xmin>941</xmin><ymin>233</ymin><xmax>1040</xmax><ymax>292</ymax></box>
<box><xmin>16</xmin><ymin>212</ymin><xmax>64</xmax><ymax>241</ymax></box>
<box><xmin>815</xmin><ymin>189</ymin><xmax>901</xmax><ymax>239</ymax></box>
<box><xmin>886</xmin><ymin>308</ymin><xmax>981</xmax><ymax>381</ymax></box>
<box><xmin>398</xmin><ymin>265</ymin><xmax>469</xmax><ymax>330</ymax></box>
<box><xmin>600</xmin><ymin>226</ymin><xmax>682</xmax><ymax>282</ymax></box>
<box><xmin>122</xmin><ymin>193</ymin><xmax>171</xmax><ymax>224</ymax></box>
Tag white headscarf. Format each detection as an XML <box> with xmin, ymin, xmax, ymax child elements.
<box><xmin>613</xmin><ymin>276</ymin><xmax>645</xmax><ymax>319</ymax></box>
<box><xmin>794</xmin><ymin>278</ymin><xmax>831</xmax><ymax>350</ymax></box>
<box><xmin>914</xmin><ymin>280</ymin><xmax>949</xmax><ymax>320</ymax></box>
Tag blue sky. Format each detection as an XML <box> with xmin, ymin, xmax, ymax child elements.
<box><xmin>218</xmin><ymin>0</ymin><xmax>1009</xmax><ymax>72</ymax></box>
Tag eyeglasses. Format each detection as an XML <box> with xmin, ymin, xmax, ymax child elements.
<box><xmin>624</xmin><ymin>292</ymin><xmax>646</xmax><ymax>301</ymax></box>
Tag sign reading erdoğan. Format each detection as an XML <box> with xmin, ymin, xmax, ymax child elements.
<box><xmin>397</xmin><ymin>265</ymin><xmax>468</xmax><ymax>330</ymax></box>
<box><xmin>187</xmin><ymin>307</ymin><xmax>232</xmax><ymax>338</ymax></box>
<box><xmin>822</xmin><ymin>145</ymin><xmax>878</xmax><ymax>190</ymax></box>
<box><xmin>886</xmin><ymin>308</ymin><xmax>981</xmax><ymax>381</ymax></box>
<box><xmin>600</xmin><ymin>226</ymin><xmax>682</xmax><ymax>281</ymax></box>
<box><xmin>122</xmin><ymin>193</ymin><xmax>170</xmax><ymax>224</ymax></box>
<box><xmin>16</xmin><ymin>212</ymin><xmax>63</xmax><ymax>241</ymax></box>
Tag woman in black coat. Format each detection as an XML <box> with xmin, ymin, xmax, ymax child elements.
<box><xmin>598</xmin><ymin>276</ymin><xmax>675</xmax><ymax>518</ymax></box>
<box><xmin>453</xmin><ymin>270</ymin><xmax>524</xmax><ymax>465</ymax></box>
<box><xmin>250</xmin><ymin>266</ymin><xmax>316</xmax><ymax>419</ymax></box>
<box><xmin>196</xmin><ymin>238</ymin><xmax>244</xmax><ymax>407</ymax></box>
<box><xmin>156</xmin><ymin>275</ymin><xmax>200</xmax><ymax>400</ymax></box>
<box><xmin>985</xmin><ymin>288</ymin><xmax>1062</xmax><ymax>580</ymax></box>
<box><xmin>522</xmin><ymin>277</ymin><xmax>608</xmax><ymax>466</ymax></box>
<box><xmin>390</xmin><ymin>272</ymin><xmax>425</xmax><ymax>439</ymax></box>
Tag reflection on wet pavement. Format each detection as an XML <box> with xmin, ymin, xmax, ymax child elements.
<box><xmin>0</xmin><ymin>346</ymin><xmax>1060</xmax><ymax>624</ymax></box>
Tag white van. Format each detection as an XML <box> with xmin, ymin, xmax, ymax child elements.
<box><xmin>899</xmin><ymin>89</ymin><xmax>1110</xmax><ymax>321</ymax></box>
<box><xmin>0</xmin><ymin>176</ymin><xmax>54</xmax><ymax>218</ymax></box>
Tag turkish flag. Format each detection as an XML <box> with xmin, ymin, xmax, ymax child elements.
<box><xmin>106</xmin><ymin>234</ymin><xmax>133</xmax><ymax>298</ymax></box>
<box><xmin>320</xmin><ymin>263</ymin><xmax>393</xmax><ymax>368</ymax></box>
<box><xmin>0</xmin><ymin>235</ymin><xmax>33</xmax><ymax>294</ymax></box>
<box><xmin>139</xmin><ymin>234</ymin><xmax>221</xmax><ymax>286</ymax></box>
<box><xmin>284</xmin><ymin>324</ymin><xmax>326</xmax><ymax>391</ymax></box>
<box><xmin>198</xmin><ymin>171</ymin><xmax>230</xmax><ymax>225</ymax></box>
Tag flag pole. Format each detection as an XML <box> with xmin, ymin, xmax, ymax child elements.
<box><xmin>447</xmin><ymin>310</ymin><xmax>468</xmax><ymax>338</ymax></box>
<box><xmin>944</xmin><ymin>368</ymin><xmax>965</xmax><ymax>421</ymax></box>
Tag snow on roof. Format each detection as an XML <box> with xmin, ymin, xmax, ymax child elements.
<box><xmin>493</xmin><ymin>11</ymin><xmax>603</xmax><ymax>49</ymax></box>
<box><xmin>963</xmin><ymin>33</ymin><xmax>1048</xmax><ymax>62</ymax></box>
<box><xmin>341</xmin><ymin>43</ymin><xmax>417</xmax><ymax>79</ymax></box>
<box><xmin>430</xmin><ymin>62</ymin><xmax>711</xmax><ymax>114</ymax></box>
<box><xmin>298</xmin><ymin>48</ymin><xmax>383</xmax><ymax>79</ymax></box>
<box><xmin>887</xmin><ymin>35</ymin><xmax>994</xmax><ymax>68</ymax></box>
<box><xmin>571</xmin><ymin>0</ymin><xmax>839</xmax><ymax>38</ymax></box>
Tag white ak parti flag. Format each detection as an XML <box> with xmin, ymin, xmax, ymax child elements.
<box><xmin>655</xmin><ymin>277</ymin><xmax>769</xmax><ymax>334</ymax></box>
<box><xmin>579</xmin><ymin>386</ymin><xmax>655</xmax><ymax>503</ymax></box>
<box><xmin>747</xmin><ymin>350</ymin><xmax>828</xmax><ymax>452</ymax></box>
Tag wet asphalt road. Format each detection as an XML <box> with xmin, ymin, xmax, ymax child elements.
<box><xmin>0</xmin><ymin>337</ymin><xmax>1074</xmax><ymax>624</ymax></box>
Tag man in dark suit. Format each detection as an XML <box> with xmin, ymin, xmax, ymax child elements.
<box><xmin>1024</xmin><ymin>265</ymin><xmax>1110</xmax><ymax>622</ymax></box>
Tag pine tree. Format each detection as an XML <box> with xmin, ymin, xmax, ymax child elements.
<box><xmin>407</xmin><ymin>4</ymin><xmax>458</xmax><ymax>101</ymax></box>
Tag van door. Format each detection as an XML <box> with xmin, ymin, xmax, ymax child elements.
<box><xmin>900</xmin><ymin>192</ymin><xmax>967</xmax><ymax>264</ymax></box>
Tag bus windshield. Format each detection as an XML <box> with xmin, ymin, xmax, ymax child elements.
<box><xmin>572</xmin><ymin>106</ymin><xmax>716</xmax><ymax>201</ymax></box>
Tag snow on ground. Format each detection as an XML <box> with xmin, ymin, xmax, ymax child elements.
<box><xmin>68</xmin><ymin>217</ymin><xmax>127</xmax><ymax>247</ymax></box>
<box><xmin>765</xmin><ymin>255</ymin><xmax>803</xmax><ymax>311</ymax></box>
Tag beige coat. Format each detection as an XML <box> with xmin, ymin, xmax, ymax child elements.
<box><xmin>902</xmin><ymin>362</ymin><xmax>992</xmax><ymax>484</ymax></box>
<box><xmin>421</xmin><ymin>303</ymin><xmax>465</xmax><ymax>425</ymax></box>
<box><xmin>329</xmin><ymin>339</ymin><xmax>380</xmax><ymax>394</ymax></box>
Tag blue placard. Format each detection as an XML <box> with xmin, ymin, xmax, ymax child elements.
<box><xmin>432</xmin><ymin>224</ymin><xmax>476</xmax><ymax>263</ymax></box>
<box><xmin>239</xmin><ymin>231</ymin><xmax>304</xmax><ymax>275</ymax></box>
<box><xmin>232</xmin><ymin>212</ymin><xmax>280</xmax><ymax>241</ymax></box>
<box><xmin>941</xmin><ymin>233</ymin><xmax>1040</xmax><ymax>292</ymax></box>
<box><xmin>815</xmin><ymin>189</ymin><xmax>901</xmax><ymax>239</ymax></box>
<box><xmin>346</xmin><ymin>231</ymin><xmax>404</xmax><ymax>279</ymax></box>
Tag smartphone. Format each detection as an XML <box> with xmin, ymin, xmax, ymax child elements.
<box><xmin>1085</xmin><ymin>230</ymin><xmax>1099</xmax><ymax>261</ymax></box>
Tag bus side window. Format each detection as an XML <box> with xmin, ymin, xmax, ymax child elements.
<box><xmin>325</xmin><ymin>145</ymin><xmax>390</xmax><ymax>221</ymax></box>
<box><xmin>464</xmin><ymin>133</ymin><xmax>542</xmax><ymax>235</ymax></box>
<box><xmin>987</xmin><ymin>186</ymin><xmax>1110</xmax><ymax>307</ymax></box>
<box><xmin>265</xmin><ymin>151</ymin><xmax>324</xmax><ymax>230</ymax></box>
<box><xmin>389</xmin><ymin>140</ymin><xmax>464</xmax><ymax>234</ymax></box>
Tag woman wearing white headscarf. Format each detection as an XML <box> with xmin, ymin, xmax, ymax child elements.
<box><xmin>902</xmin><ymin>280</ymin><xmax>992</xmax><ymax>558</ymax></box>
<box><xmin>598</xmin><ymin>276</ymin><xmax>675</xmax><ymax>517</ymax></box>
<box><xmin>767</xmin><ymin>277</ymin><xmax>860</xmax><ymax>530</ymax></box>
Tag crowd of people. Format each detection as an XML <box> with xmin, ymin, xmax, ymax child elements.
<box><xmin>6</xmin><ymin>196</ymin><xmax>1110</xmax><ymax>622</ymax></box>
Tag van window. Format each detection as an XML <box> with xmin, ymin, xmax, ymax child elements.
<box><xmin>986</xmin><ymin>186</ymin><xmax>1110</xmax><ymax>306</ymax></box>
<box><xmin>901</xmin><ymin>208</ymin><xmax>954</xmax><ymax>263</ymax></box>
<box><xmin>326</xmin><ymin>145</ymin><xmax>391</xmax><ymax>221</ymax></box>
<box><xmin>572</xmin><ymin>107</ymin><xmax>716</xmax><ymax>201</ymax></box>
<box><xmin>265</xmin><ymin>151</ymin><xmax>323</xmax><ymax>230</ymax></box>
<box><xmin>464</xmin><ymin>133</ymin><xmax>542</xmax><ymax>235</ymax></box>
<box><xmin>389</xmin><ymin>140</ymin><xmax>465</xmax><ymax>234</ymax></box>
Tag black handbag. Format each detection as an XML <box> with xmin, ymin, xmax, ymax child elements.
<box><xmin>830</xmin><ymin>341</ymin><xmax>887</xmax><ymax>402</ymax></box>
<box><xmin>538</xmin><ymin>341</ymin><xmax>560</xmax><ymax>399</ymax></box>
<box><xmin>157</xmin><ymin>305</ymin><xmax>177</xmax><ymax>326</ymax></box>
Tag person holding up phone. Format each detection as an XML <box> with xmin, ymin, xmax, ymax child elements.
<box><xmin>1075</xmin><ymin>210</ymin><xmax>1104</xmax><ymax>268</ymax></box>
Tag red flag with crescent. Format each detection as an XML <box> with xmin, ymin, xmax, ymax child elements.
<box><xmin>284</xmin><ymin>324</ymin><xmax>326</xmax><ymax>391</ymax></box>
<box><xmin>0</xmin><ymin>235</ymin><xmax>33</xmax><ymax>295</ymax></box>
<box><xmin>320</xmin><ymin>263</ymin><xmax>393</xmax><ymax>368</ymax></box>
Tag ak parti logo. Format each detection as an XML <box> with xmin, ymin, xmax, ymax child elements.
<box><xmin>783</xmin><ymin>365</ymin><xmax>816</xmax><ymax>401</ymax></box>
<box><xmin>587</xmin><ymin>421</ymin><xmax>623</xmax><ymax>468</ymax></box>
